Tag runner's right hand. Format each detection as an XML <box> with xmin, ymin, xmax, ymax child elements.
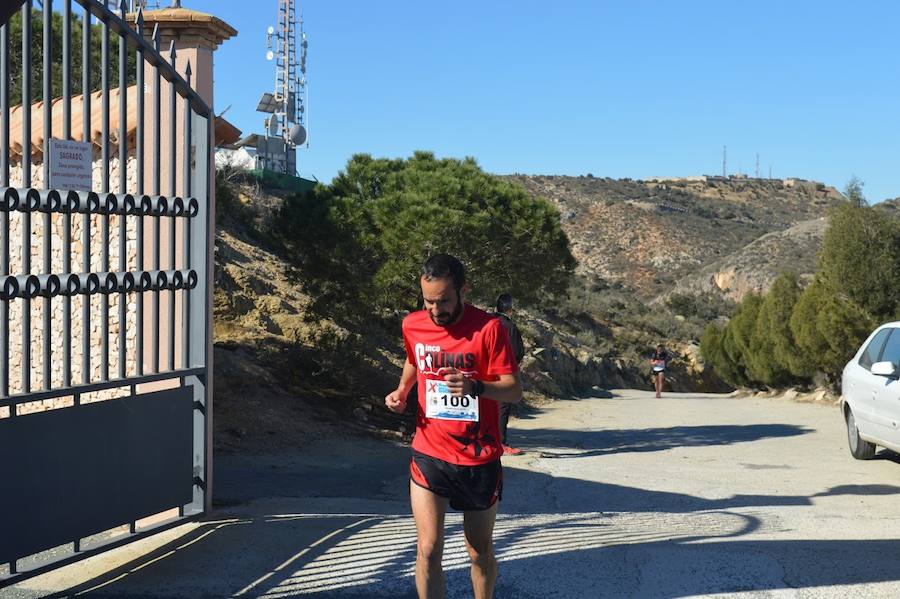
<box><xmin>385</xmin><ymin>389</ymin><xmax>407</xmax><ymax>413</ymax></box>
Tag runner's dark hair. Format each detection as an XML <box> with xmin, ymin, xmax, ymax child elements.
<box><xmin>496</xmin><ymin>293</ymin><xmax>513</xmax><ymax>313</ymax></box>
<box><xmin>422</xmin><ymin>254</ymin><xmax>466</xmax><ymax>290</ymax></box>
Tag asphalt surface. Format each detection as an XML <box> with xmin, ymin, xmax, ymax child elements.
<box><xmin>7</xmin><ymin>389</ymin><xmax>900</xmax><ymax>598</ymax></box>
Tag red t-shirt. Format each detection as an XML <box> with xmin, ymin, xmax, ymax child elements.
<box><xmin>402</xmin><ymin>304</ymin><xmax>518</xmax><ymax>465</ymax></box>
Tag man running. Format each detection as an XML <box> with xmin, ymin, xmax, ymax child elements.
<box><xmin>494</xmin><ymin>293</ymin><xmax>525</xmax><ymax>455</ymax></box>
<box><xmin>385</xmin><ymin>254</ymin><xmax>522</xmax><ymax>599</ymax></box>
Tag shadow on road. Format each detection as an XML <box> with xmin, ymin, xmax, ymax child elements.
<box><xmin>47</xmin><ymin>454</ymin><xmax>900</xmax><ymax>598</ymax></box>
<box><xmin>513</xmin><ymin>423</ymin><xmax>813</xmax><ymax>458</ymax></box>
<box><xmin>505</xmin><ymin>467</ymin><xmax>900</xmax><ymax>514</ymax></box>
<box><xmin>28</xmin><ymin>402</ymin><xmax>900</xmax><ymax>598</ymax></box>
<box><xmin>212</xmin><ymin>438</ymin><xmax>411</xmax><ymax>507</ymax></box>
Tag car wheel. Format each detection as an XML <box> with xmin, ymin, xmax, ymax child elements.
<box><xmin>846</xmin><ymin>408</ymin><xmax>876</xmax><ymax>460</ymax></box>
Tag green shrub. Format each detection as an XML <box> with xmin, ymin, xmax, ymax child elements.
<box><xmin>763</xmin><ymin>272</ymin><xmax>811</xmax><ymax>379</ymax></box>
<box><xmin>790</xmin><ymin>279</ymin><xmax>873</xmax><ymax>382</ymax></box>
<box><xmin>747</xmin><ymin>272</ymin><xmax>808</xmax><ymax>385</ymax></box>
<box><xmin>819</xmin><ymin>204</ymin><xmax>900</xmax><ymax>321</ymax></box>
<box><xmin>274</xmin><ymin>152</ymin><xmax>575</xmax><ymax>320</ymax></box>
<box><xmin>665</xmin><ymin>291</ymin><xmax>735</xmax><ymax>321</ymax></box>
<box><xmin>701</xmin><ymin>322</ymin><xmax>746</xmax><ymax>387</ymax></box>
<box><xmin>729</xmin><ymin>293</ymin><xmax>762</xmax><ymax>375</ymax></box>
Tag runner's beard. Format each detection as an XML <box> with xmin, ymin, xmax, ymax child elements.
<box><xmin>431</xmin><ymin>293</ymin><xmax>464</xmax><ymax>326</ymax></box>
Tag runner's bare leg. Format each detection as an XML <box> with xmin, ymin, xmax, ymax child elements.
<box><xmin>463</xmin><ymin>502</ymin><xmax>498</xmax><ymax>599</ymax></box>
<box><xmin>411</xmin><ymin>480</ymin><xmax>448</xmax><ymax>599</ymax></box>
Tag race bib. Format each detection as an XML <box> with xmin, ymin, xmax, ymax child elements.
<box><xmin>425</xmin><ymin>379</ymin><xmax>479</xmax><ymax>421</ymax></box>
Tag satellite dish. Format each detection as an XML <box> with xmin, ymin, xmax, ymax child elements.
<box><xmin>267</xmin><ymin>26</ymin><xmax>275</xmax><ymax>35</ymax></box>
<box><xmin>289</xmin><ymin>123</ymin><xmax>307</xmax><ymax>146</ymax></box>
<box><xmin>266</xmin><ymin>50</ymin><xmax>274</xmax><ymax>61</ymax></box>
<box><xmin>267</xmin><ymin>115</ymin><xmax>279</xmax><ymax>137</ymax></box>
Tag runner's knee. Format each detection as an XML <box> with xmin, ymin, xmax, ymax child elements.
<box><xmin>417</xmin><ymin>538</ymin><xmax>443</xmax><ymax>565</ymax></box>
<box><xmin>464</xmin><ymin>536</ymin><xmax>494</xmax><ymax>562</ymax></box>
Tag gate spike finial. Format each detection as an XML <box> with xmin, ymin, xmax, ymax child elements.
<box><xmin>168</xmin><ymin>39</ymin><xmax>177</xmax><ymax>65</ymax></box>
<box><xmin>151</xmin><ymin>23</ymin><xmax>160</xmax><ymax>50</ymax></box>
<box><xmin>185</xmin><ymin>59</ymin><xmax>192</xmax><ymax>83</ymax></box>
<box><xmin>136</xmin><ymin>6</ymin><xmax>144</xmax><ymax>33</ymax></box>
<box><xmin>119</xmin><ymin>0</ymin><xmax>126</xmax><ymax>17</ymax></box>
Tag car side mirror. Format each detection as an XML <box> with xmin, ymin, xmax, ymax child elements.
<box><xmin>871</xmin><ymin>361</ymin><xmax>899</xmax><ymax>378</ymax></box>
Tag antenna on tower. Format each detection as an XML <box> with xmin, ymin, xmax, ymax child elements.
<box><xmin>256</xmin><ymin>0</ymin><xmax>308</xmax><ymax>175</ymax></box>
<box><xmin>755</xmin><ymin>153</ymin><xmax>759</xmax><ymax>178</ymax></box>
<box><xmin>722</xmin><ymin>146</ymin><xmax>727</xmax><ymax>178</ymax></box>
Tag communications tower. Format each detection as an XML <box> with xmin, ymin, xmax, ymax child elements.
<box><xmin>256</xmin><ymin>0</ymin><xmax>308</xmax><ymax>175</ymax></box>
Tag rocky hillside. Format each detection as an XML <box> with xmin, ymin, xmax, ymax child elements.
<box><xmin>213</xmin><ymin>184</ymin><xmax>408</xmax><ymax>452</ymax></box>
<box><xmin>504</xmin><ymin>175</ymin><xmax>844</xmax><ymax>299</ymax></box>
<box><xmin>670</xmin><ymin>218</ymin><xmax>827</xmax><ymax>301</ymax></box>
<box><xmin>211</xmin><ymin>172</ymin><xmax>853</xmax><ymax>450</ymax></box>
<box><xmin>211</xmin><ymin>175</ymin><xmax>736</xmax><ymax>451</ymax></box>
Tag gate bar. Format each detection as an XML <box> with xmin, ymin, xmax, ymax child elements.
<box><xmin>42</xmin><ymin>0</ymin><xmax>52</xmax><ymax>391</ymax></box>
<box><xmin>63</xmin><ymin>0</ymin><xmax>73</xmax><ymax>388</ymax></box>
<box><xmin>101</xmin><ymin>15</ymin><xmax>110</xmax><ymax>382</ymax></box>
<box><xmin>22</xmin><ymin>1</ymin><xmax>32</xmax><ymax>398</ymax></box>
<box><xmin>117</xmin><ymin>0</ymin><xmax>127</xmax><ymax>379</ymax></box>
<box><xmin>152</xmin><ymin>24</ymin><xmax>160</xmax><ymax>374</ymax></box>
<box><xmin>167</xmin><ymin>41</ymin><xmax>176</xmax><ymax>372</ymax></box>
<box><xmin>63</xmin><ymin>0</ymin><xmax>72</xmax><ymax>135</ymax></box>
<box><xmin>135</xmin><ymin>8</ymin><xmax>144</xmax><ymax>376</ymax></box>
<box><xmin>182</xmin><ymin>62</ymin><xmax>191</xmax><ymax>369</ymax></box>
<box><xmin>81</xmin><ymin>3</ymin><xmax>91</xmax><ymax>387</ymax></box>
<box><xmin>1</xmin><ymin>21</ymin><xmax>9</xmax><ymax>398</ymax></box>
<box><xmin>0</xmin><ymin>367</ymin><xmax>204</xmax><ymax>408</ymax></box>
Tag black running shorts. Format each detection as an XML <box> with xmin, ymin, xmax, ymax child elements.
<box><xmin>410</xmin><ymin>451</ymin><xmax>503</xmax><ymax>511</ymax></box>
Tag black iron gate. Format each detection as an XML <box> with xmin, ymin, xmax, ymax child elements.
<box><xmin>0</xmin><ymin>0</ymin><xmax>211</xmax><ymax>585</ymax></box>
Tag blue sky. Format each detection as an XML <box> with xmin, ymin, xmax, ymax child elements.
<box><xmin>192</xmin><ymin>0</ymin><xmax>900</xmax><ymax>202</ymax></box>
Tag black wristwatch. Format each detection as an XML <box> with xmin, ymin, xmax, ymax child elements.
<box><xmin>472</xmin><ymin>379</ymin><xmax>485</xmax><ymax>396</ymax></box>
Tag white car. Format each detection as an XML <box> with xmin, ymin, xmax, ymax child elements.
<box><xmin>842</xmin><ymin>321</ymin><xmax>900</xmax><ymax>459</ymax></box>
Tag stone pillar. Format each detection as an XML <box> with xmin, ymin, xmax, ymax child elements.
<box><xmin>132</xmin><ymin>7</ymin><xmax>234</xmax><ymax>192</ymax></box>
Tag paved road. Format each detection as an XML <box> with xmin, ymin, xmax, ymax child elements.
<box><xmin>8</xmin><ymin>389</ymin><xmax>900</xmax><ymax>598</ymax></box>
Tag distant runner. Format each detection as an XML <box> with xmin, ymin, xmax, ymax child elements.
<box><xmin>650</xmin><ymin>343</ymin><xmax>669</xmax><ymax>398</ymax></box>
<box><xmin>385</xmin><ymin>254</ymin><xmax>522</xmax><ymax>599</ymax></box>
<box><xmin>494</xmin><ymin>293</ymin><xmax>525</xmax><ymax>455</ymax></box>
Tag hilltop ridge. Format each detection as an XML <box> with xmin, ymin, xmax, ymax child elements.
<box><xmin>503</xmin><ymin>174</ymin><xmax>845</xmax><ymax>299</ymax></box>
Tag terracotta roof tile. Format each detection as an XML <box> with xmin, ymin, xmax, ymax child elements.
<box><xmin>7</xmin><ymin>85</ymin><xmax>241</xmax><ymax>163</ymax></box>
